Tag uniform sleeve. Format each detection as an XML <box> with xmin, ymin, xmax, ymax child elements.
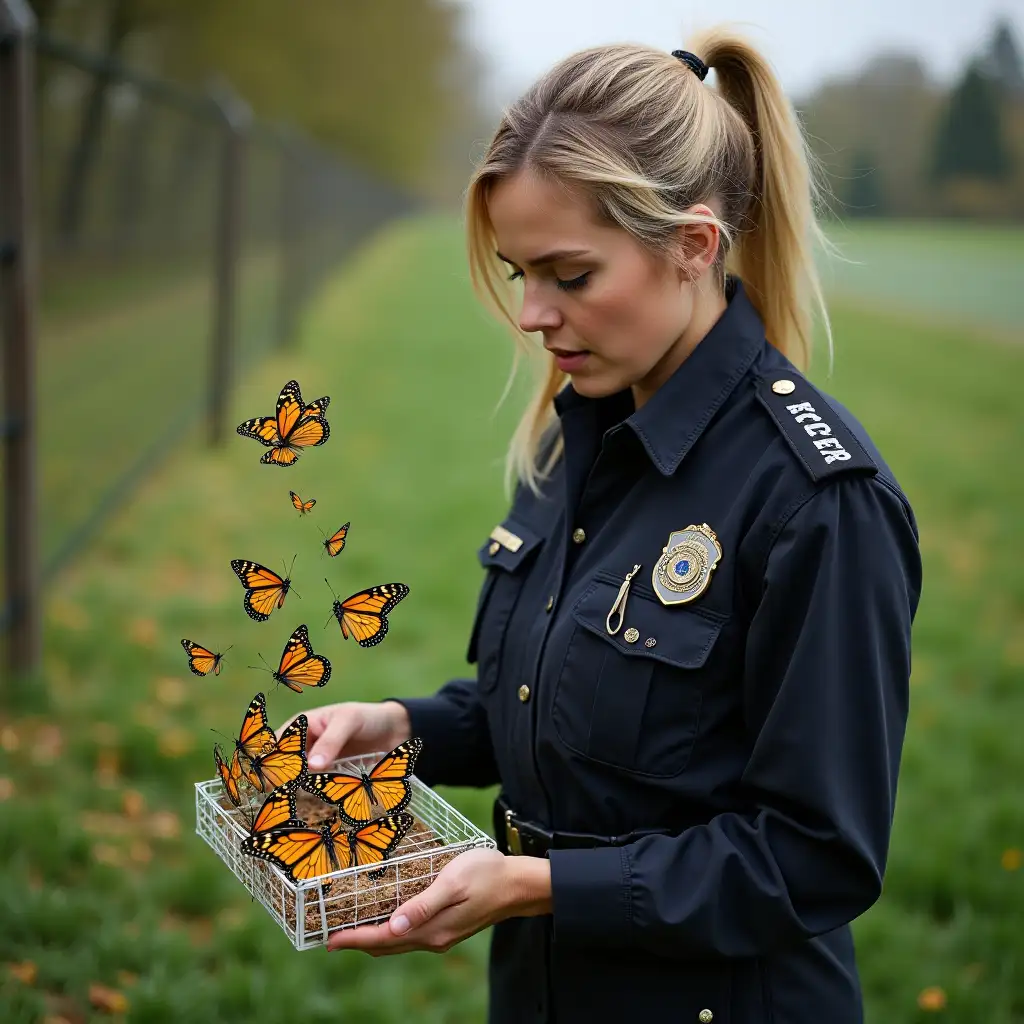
<box><xmin>388</xmin><ymin>677</ymin><xmax>500</xmax><ymax>788</ymax></box>
<box><xmin>548</xmin><ymin>475</ymin><xmax>922</xmax><ymax>958</ymax></box>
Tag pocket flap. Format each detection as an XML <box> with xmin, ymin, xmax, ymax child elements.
<box><xmin>476</xmin><ymin>517</ymin><xmax>544</xmax><ymax>573</ymax></box>
<box><xmin>571</xmin><ymin>575</ymin><xmax>726</xmax><ymax>670</ymax></box>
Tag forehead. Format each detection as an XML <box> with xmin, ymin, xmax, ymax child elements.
<box><xmin>487</xmin><ymin>169</ymin><xmax>613</xmax><ymax>256</ymax></box>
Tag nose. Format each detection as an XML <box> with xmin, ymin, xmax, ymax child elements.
<box><xmin>518</xmin><ymin>283</ymin><xmax>562</xmax><ymax>335</ymax></box>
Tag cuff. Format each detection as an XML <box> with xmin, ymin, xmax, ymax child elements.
<box><xmin>381</xmin><ymin>695</ymin><xmax>472</xmax><ymax>787</ymax></box>
<box><xmin>549</xmin><ymin>845</ymin><xmax>632</xmax><ymax>946</ymax></box>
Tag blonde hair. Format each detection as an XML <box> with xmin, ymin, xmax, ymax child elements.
<box><xmin>465</xmin><ymin>28</ymin><xmax>836</xmax><ymax>494</ymax></box>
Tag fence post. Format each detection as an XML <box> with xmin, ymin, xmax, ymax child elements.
<box><xmin>0</xmin><ymin>0</ymin><xmax>39</xmax><ymax>680</ymax></box>
<box><xmin>207</xmin><ymin>80</ymin><xmax>251</xmax><ymax>446</ymax></box>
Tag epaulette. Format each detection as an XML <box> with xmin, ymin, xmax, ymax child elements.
<box><xmin>755</xmin><ymin>374</ymin><xmax>877</xmax><ymax>483</ymax></box>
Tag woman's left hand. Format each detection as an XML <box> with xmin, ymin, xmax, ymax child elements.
<box><xmin>327</xmin><ymin>848</ymin><xmax>551</xmax><ymax>955</ymax></box>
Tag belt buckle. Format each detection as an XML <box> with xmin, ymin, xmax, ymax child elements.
<box><xmin>504</xmin><ymin>809</ymin><xmax>523</xmax><ymax>856</ymax></box>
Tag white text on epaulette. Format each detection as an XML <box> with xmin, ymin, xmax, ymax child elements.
<box><xmin>785</xmin><ymin>401</ymin><xmax>851</xmax><ymax>465</ymax></box>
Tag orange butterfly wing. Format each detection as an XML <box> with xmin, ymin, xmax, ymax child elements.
<box><xmin>363</xmin><ymin>737</ymin><xmax>422</xmax><ymax>816</ymax></box>
<box><xmin>248</xmin><ymin>716</ymin><xmax>308</xmax><ymax>792</ymax></box>
<box><xmin>182</xmin><ymin>639</ymin><xmax>222</xmax><ymax>676</ymax></box>
<box><xmin>250</xmin><ymin>781</ymin><xmax>305</xmax><ymax>834</ymax></box>
<box><xmin>274</xmin><ymin>624</ymin><xmax>331</xmax><ymax>693</ymax></box>
<box><xmin>234</xmin><ymin>692</ymin><xmax>278</xmax><ymax>764</ymax></box>
<box><xmin>241</xmin><ymin>822</ymin><xmax>340</xmax><ymax>882</ymax></box>
<box><xmin>214</xmin><ymin>744</ymin><xmax>244</xmax><ymax>806</ymax></box>
<box><xmin>350</xmin><ymin>813</ymin><xmax>415</xmax><ymax>880</ymax></box>
<box><xmin>322</xmin><ymin>522</ymin><xmax>349</xmax><ymax>558</ymax></box>
<box><xmin>231</xmin><ymin>560</ymin><xmax>290</xmax><ymax>621</ymax></box>
<box><xmin>301</xmin><ymin>771</ymin><xmax>371</xmax><ymax>823</ymax></box>
<box><xmin>289</xmin><ymin>491</ymin><xmax>316</xmax><ymax>514</ymax></box>
<box><xmin>334</xmin><ymin>583</ymin><xmax>409</xmax><ymax>648</ymax></box>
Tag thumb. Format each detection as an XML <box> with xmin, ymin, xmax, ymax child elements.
<box><xmin>389</xmin><ymin>884</ymin><xmax>448</xmax><ymax>936</ymax></box>
<box><xmin>307</xmin><ymin>713</ymin><xmax>356</xmax><ymax>770</ymax></box>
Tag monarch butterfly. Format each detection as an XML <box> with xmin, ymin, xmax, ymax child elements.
<box><xmin>256</xmin><ymin>624</ymin><xmax>331</xmax><ymax>693</ymax></box>
<box><xmin>231</xmin><ymin>692</ymin><xmax>279</xmax><ymax>766</ymax></box>
<box><xmin>244</xmin><ymin>715</ymin><xmax>308</xmax><ymax>793</ymax></box>
<box><xmin>289</xmin><ymin>491</ymin><xmax>316</xmax><ymax>515</ymax></box>
<box><xmin>318</xmin><ymin>521</ymin><xmax>350</xmax><ymax>558</ymax></box>
<box><xmin>182</xmin><ymin>639</ymin><xmax>232</xmax><ymax>677</ymax></box>
<box><xmin>236</xmin><ymin>380</ymin><xmax>330</xmax><ymax>467</ymax></box>
<box><xmin>240</xmin><ymin>811</ymin><xmax>414</xmax><ymax>882</ymax></box>
<box><xmin>214</xmin><ymin>743</ymin><xmax>245</xmax><ymax>806</ymax></box>
<box><xmin>301</xmin><ymin>737</ymin><xmax>423</xmax><ymax>824</ymax></box>
<box><xmin>231</xmin><ymin>558</ymin><xmax>295</xmax><ymax>622</ymax></box>
<box><xmin>326</xmin><ymin>579</ymin><xmax>409</xmax><ymax>648</ymax></box>
<box><xmin>246</xmin><ymin>781</ymin><xmax>306</xmax><ymax>834</ymax></box>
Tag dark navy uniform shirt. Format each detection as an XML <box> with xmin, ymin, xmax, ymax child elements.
<box><xmin>395</xmin><ymin>277</ymin><xmax>922</xmax><ymax>1024</ymax></box>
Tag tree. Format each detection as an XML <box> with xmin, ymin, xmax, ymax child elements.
<box><xmin>842</xmin><ymin>147</ymin><xmax>886</xmax><ymax>217</ymax></box>
<box><xmin>988</xmin><ymin>18</ymin><xmax>1024</xmax><ymax>99</ymax></box>
<box><xmin>931</xmin><ymin>61</ymin><xmax>1014</xmax><ymax>183</ymax></box>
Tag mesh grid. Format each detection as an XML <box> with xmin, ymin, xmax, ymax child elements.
<box><xmin>195</xmin><ymin>751</ymin><xmax>496</xmax><ymax>950</ymax></box>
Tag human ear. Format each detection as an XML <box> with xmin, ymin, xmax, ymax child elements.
<box><xmin>672</xmin><ymin>205</ymin><xmax>721</xmax><ymax>282</ymax></box>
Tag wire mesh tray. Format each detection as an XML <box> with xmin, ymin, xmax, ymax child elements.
<box><xmin>195</xmin><ymin>751</ymin><xmax>496</xmax><ymax>950</ymax></box>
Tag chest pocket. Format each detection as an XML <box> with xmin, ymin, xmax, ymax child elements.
<box><xmin>552</xmin><ymin>570</ymin><xmax>727</xmax><ymax>777</ymax></box>
<box><xmin>467</xmin><ymin>518</ymin><xmax>545</xmax><ymax>694</ymax></box>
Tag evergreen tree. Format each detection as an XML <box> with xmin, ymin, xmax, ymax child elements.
<box><xmin>931</xmin><ymin>61</ymin><xmax>1013</xmax><ymax>183</ymax></box>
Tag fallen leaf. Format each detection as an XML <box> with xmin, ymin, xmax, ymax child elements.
<box><xmin>149</xmin><ymin>810</ymin><xmax>181</xmax><ymax>840</ymax></box>
<box><xmin>917</xmin><ymin>986</ymin><xmax>947</xmax><ymax>1011</ymax></box>
<box><xmin>32</xmin><ymin>724</ymin><xmax>63</xmax><ymax>764</ymax></box>
<box><xmin>129</xmin><ymin>840</ymin><xmax>152</xmax><ymax>865</ymax></box>
<box><xmin>154</xmin><ymin>676</ymin><xmax>187</xmax><ymax>708</ymax></box>
<box><xmin>92</xmin><ymin>844</ymin><xmax>123</xmax><ymax>867</ymax></box>
<box><xmin>95</xmin><ymin>749</ymin><xmax>120</xmax><ymax>787</ymax></box>
<box><xmin>1001</xmin><ymin>848</ymin><xmax>1022</xmax><ymax>871</ymax></box>
<box><xmin>7</xmin><ymin>960</ymin><xmax>37</xmax><ymax>984</ymax></box>
<box><xmin>1</xmin><ymin>726</ymin><xmax>20</xmax><ymax>752</ymax></box>
<box><xmin>89</xmin><ymin>983</ymin><xmax>129</xmax><ymax>1014</ymax></box>
<box><xmin>122</xmin><ymin>790</ymin><xmax>145</xmax><ymax>819</ymax></box>
<box><xmin>157</xmin><ymin>727</ymin><xmax>194</xmax><ymax>758</ymax></box>
<box><xmin>0</xmin><ymin>776</ymin><xmax>14</xmax><ymax>800</ymax></box>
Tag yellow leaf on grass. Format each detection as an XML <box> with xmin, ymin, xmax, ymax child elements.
<box><xmin>149</xmin><ymin>810</ymin><xmax>181</xmax><ymax>840</ymax></box>
<box><xmin>0</xmin><ymin>776</ymin><xmax>14</xmax><ymax>800</ymax></box>
<box><xmin>89</xmin><ymin>983</ymin><xmax>129</xmax><ymax>1014</ymax></box>
<box><xmin>917</xmin><ymin>987</ymin><xmax>947</xmax><ymax>1011</ymax></box>
<box><xmin>92</xmin><ymin>844</ymin><xmax>123</xmax><ymax>867</ymax></box>
<box><xmin>154</xmin><ymin>676</ymin><xmax>187</xmax><ymax>708</ymax></box>
<box><xmin>157</xmin><ymin>727</ymin><xmax>194</xmax><ymax>758</ymax></box>
<box><xmin>7</xmin><ymin>960</ymin><xmax>37</xmax><ymax>984</ymax></box>
<box><xmin>1001</xmin><ymin>848</ymin><xmax>1022</xmax><ymax>871</ymax></box>
<box><xmin>32</xmin><ymin>724</ymin><xmax>63</xmax><ymax>764</ymax></box>
<box><xmin>129</xmin><ymin>617</ymin><xmax>158</xmax><ymax>648</ymax></box>
<box><xmin>129</xmin><ymin>841</ymin><xmax>152</xmax><ymax>865</ymax></box>
<box><xmin>1</xmin><ymin>726</ymin><xmax>20</xmax><ymax>752</ymax></box>
<box><xmin>122</xmin><ymin>790</ymin><xmax>145</xmax><ymax>819</ymax></box>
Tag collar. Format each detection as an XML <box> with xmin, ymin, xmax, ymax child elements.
<box><xmin>554</xmin><ymin>275</ymin><xmax>766</xmax><ymax>476</ymax></box>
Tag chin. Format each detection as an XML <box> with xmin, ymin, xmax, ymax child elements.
<box><xmin>567</xmin><ymin>370</ymin><xmax>629</xmax><ymax>400</ymax></box>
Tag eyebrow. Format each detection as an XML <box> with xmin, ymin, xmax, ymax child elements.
<box><xmin>496</xmin><ymin>249</ymin><xmax>591</xmax><ymax>268</ymax></box>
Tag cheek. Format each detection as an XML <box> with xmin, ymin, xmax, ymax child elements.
<box><xmin>581</xmin><ymin>269</ymin><xmax>679</xmax><ymax>358</ymax></box>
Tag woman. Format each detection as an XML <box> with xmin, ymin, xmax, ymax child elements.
<box><xmin>289</xmin><ymin>29</ymin><xmax>921</xmax><ymax>1024</ymax></box>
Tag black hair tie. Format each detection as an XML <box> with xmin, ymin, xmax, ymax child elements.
<box><xmin>672</xmin><ymin>49</ymin><xmax>709</xmax><ymax>82</ymax></box>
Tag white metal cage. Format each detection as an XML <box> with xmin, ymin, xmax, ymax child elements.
<box><xmin>195</xmin><ymin>751</ymin><xmax>496</xmax><ymax>950</ymax></box>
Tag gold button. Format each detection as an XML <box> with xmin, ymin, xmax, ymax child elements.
<box><xmin>698</xmin><ymin>1012</ymin><xmax>713</xmax><ymax>1024</ymax></box>
<box><xmin>771</xmin><ymin>379</ymin><xmax>795</xmax><ymax>395</ymax></box>
<box><xmin>644</xmin><ymin>637</ymin><xmax>656</xmax><ymax>648</ymax></box>
<box><xmin>488</xmin><ymin>540</ymin><xmax>500</xmax><ymax>556</ymax></box>
<box><xmin>518</xmin><ymin>685</ymin><xmax>530</xmax><ymax>703</ymax></box>
<box><xmin>572</xmin><ymin>527</ymin><xmax>586</xmax><ymax>544</ymax></box>
<box><xmin>545</xmin><ymin>595</ymin><xmax>554</xmax><ymax>612</ymax></box>
<box><xmin>623</xmin><ymin>627</ymin><xmax>639</xmax><ymax>643</ymax></box>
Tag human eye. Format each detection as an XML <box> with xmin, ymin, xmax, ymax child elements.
<box><xmin>556</xmin><ymin>272</ymin><xmax>590</xmax><ymax>292</ymax></box>
<box><xmin>506</xmin><ymin>268</ymin><xmax>524</xmax><ymax>282</ymax></box>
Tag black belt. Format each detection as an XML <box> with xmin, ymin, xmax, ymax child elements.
<box><xmin>494</xmin><ymin>795</ymin><xmax>673</xmax><ymax>858</ymax></box>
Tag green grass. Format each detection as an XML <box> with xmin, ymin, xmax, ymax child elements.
<box><xmin>1</xmin><ymin>214</ymin><xmax>1022</xmax><ymax>1022</ymax></box>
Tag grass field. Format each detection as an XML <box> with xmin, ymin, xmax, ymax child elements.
<box><xmin>1</xmin><ymin>215</ymin><xmax>1022</xmax><ymax>1023</ymax></box>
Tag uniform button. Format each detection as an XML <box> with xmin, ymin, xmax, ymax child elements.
<box><xmin>518</xmin><ymin>684</ymin><xmax>531</xmax><ymax>703</ymax></box>
<box><xmin>771</xmin><ymin>378</ymin><xmax>795</xmax><ymax>395</ymax></box>
<box><xmin>624</xmin><ymin>627</ymin><xmax>639</xmax><ymax>643</ymax></box>
<box><xmin>488</xmin><ymin>540</ymin><xmax>500</xmax><ymax>556</ymax></box>
<box><xmin>545</xmin><ymin>595</ymin><xmax>554</xmax><ymax>612</ymax></box>
<box><xmin>698</xmin><ymin>1011</ymin><xmax>714</xmax><ymax>1023</ymax></box>
<box><xmin>572</xmin><ymin>527</ymin><xmax>586</xmax><ymax>544</ymax></box>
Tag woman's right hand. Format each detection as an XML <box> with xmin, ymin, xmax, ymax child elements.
<box><xmin>277</xmin><ymin>700</ymin><xmax>412</xmax><ymax>770</ymax></box>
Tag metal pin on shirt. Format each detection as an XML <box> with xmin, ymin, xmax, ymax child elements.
<box><xmin>605</xmin><ymin>564</ymin><xmax>642</xmax><ymax>636</ymax></box>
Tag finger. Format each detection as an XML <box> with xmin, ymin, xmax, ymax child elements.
<box><xmin>328</xmin><ymin>921</ymin><xmax>400</xmax><ymax>952</ymax></box>
<box><xmin>307</xmin><ymin>711</ymin><xmax>357</xmax><ymax>769</ymax></box>
<box><xmin>387</xmin><ymin>878</ymin><xmax>456</xmax><ymax>937</ymax></box>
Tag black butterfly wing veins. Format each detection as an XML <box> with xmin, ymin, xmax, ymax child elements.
<box><xmin>333</xmin><ymin>582</ymin><xmax>410</xmax><ymax>648</ymax></box>
<box><xmin>231</xmin><ymin>559</ymin><xmax>290</xmax><ymax>622</ymax></box>
<box><xmin>237</xmin><ymin>380</ymin><xmax>330</xmax><ymax>467</ymax></box>
<box><xmin>274</xmin><ymin>624</ymin><xmax>331</xmax><ymax>693</ymax></box>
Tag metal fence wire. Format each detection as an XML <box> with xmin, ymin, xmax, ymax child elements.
<box><xmin>0</xmin><ymin>4</ymin><xmax>416</xmax><ymax>675</ymax></box>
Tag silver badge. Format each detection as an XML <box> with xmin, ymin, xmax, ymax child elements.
<box><xmin>652</xmin><ymin>524</ymin><xmax>722</xmax><ymax>606</ymax></box>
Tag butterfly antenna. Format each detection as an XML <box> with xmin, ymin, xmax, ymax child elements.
<box><xmin>249</xmin><ymin>652</ymin><xmax>274</xmax><ymax>676</ymax></box>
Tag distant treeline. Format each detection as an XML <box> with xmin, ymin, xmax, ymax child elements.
<box><xmin>31</xmin><ymin>0</ymin><xmax>491</xmax><ymax>203</ymax></box>
<box><xmin>798</xmin><ymin>18</ymin><xmax>1024</xmax><ymax>220</ymax></box>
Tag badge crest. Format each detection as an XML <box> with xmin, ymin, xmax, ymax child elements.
<box><xmin>652</xmin><ymin>524</ymin><xmax>722</xmax><ymax>606</ymax></box>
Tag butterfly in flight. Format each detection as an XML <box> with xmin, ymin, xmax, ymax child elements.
<box><xmin>245</xmin><ymin>781</ymin><xmax>306</xmax><ymax>835</ymax></box>
<box><xmin>318</xmin><ymin>521</ymin><xmax>350</xmax><ymax>558</ymax></box>
<box><xmin>325</xmin><ymin>579</ymin><xmax>409</xmax><ymax>648</ymax></box>
<box><xmin>182</xmin><ymin>639</ymin><xmax>232</xmax><ymax>677</ymax></box>
<box><xmin>301</xmin><ymin>737</ymin><xmax>423</xmax><ymax>825</ymax></box>
<box><xmin>229</xmin><ymin>692</ymin><xmax>279</xmax><ymax>768</ymax></box>
<box><xmin>290</xmin><ymin>491</ymin><xmax>316</xmax><ymax>516</ymax></box>
<box><xmin>231</xmin><ymin>558</ymin><xmax>295</xmax><ymax>622</ymax></box>
<box><xmin>214</xmin><ymin>743</ymin><xmax>246</xmax><ymax>806</ymax></box>
<box><xmin>236</xmin><ymin>380</ymin><xmax>330</xmax><ymax>467</ymax></box>
<box><xmin>241</xmin><ymin>811</ymin><xmax>414</xmax><ymax>882</ymax></box>
<box><xmin>255</xmin><ymin>624</ymin><xmax>331</xmax><ymax>693</ymax></box>
<box><xmin>243</xmin><ymin>715</ymin><xmax>308</xmax><ymax>793</ymax></box>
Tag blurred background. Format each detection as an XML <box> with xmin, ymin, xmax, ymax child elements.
<box><xmin>0</xmin><ymin>1</ymin><xmax>1021</xmax><ymax>1021</ymax></box>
